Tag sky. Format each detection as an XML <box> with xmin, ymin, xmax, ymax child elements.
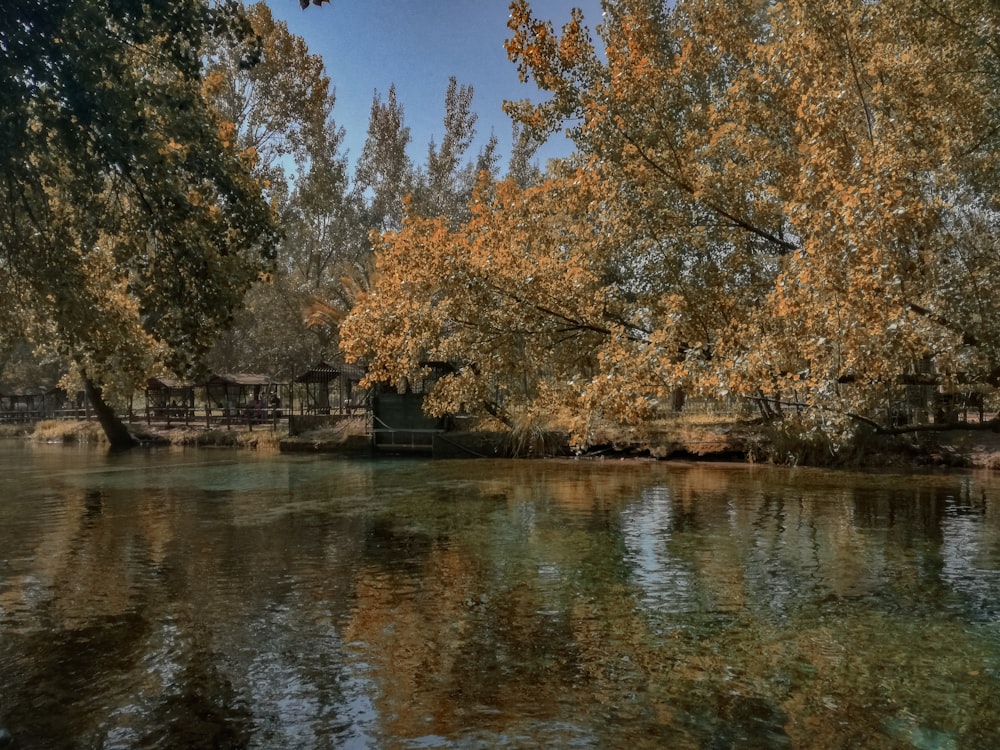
<box><xmin>263</xmin><ymin>0</ymin><xmax>605</xmax><ymax>172</ymax></box>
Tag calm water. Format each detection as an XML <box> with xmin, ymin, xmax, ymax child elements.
<box><xmin>0</xmin><ymin>442</ymin><xmax>998</xmax><ymax>749</ymax></box>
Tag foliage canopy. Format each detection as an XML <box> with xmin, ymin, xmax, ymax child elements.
<box><xmin>342</xmin><ymin>0</ymin><xmax>1000</xmax><ymax>446</ymax></box>
<box><xmin>0</xmin><ymin>0</ymin><xmax>278</xmax><ymax>420</ymax></box>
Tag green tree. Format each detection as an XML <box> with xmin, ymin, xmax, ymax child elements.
<box><xmin>506</xmin><ymin>120</ymin><xmax>544</xmax><ymax>189</ymax></box>
<box><xmin>411</xmin><ymin>77</ymin><xmax>500</xmax><ymax>226</ymax></box>
<box><xmin>297</xmin><ymin>83</ymin><xmax>418</xmax><ymax>347</ymax></box>
<box><xmin>355</xmin><ymin>85</ymin><xmax>414</xmax><ymax>233</ymax></box>
<box><xmin>201</xmin><ymin>0</ymin><xmax>361</xmax><ymax>379</ymax></box>
<box><xmin>202</xmin><ymin>2</ymin><xmax>338</xmax><ymax>193</ymax></box>
<box><xmin>0</xmin><ymin>0</ymin><xmax>278</xmax><ymax>447</ymax></box>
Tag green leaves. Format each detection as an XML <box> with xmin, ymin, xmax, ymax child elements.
<box><xmin>0</xmin><ymin>0</ymin><xmax>277</xmax><ymax>399</ymax></box>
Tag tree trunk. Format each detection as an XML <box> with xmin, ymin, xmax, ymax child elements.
<box><xmin>82</xmin><ymin>373</ymin><xmax>138</xmax><ymax>450</ymax></box>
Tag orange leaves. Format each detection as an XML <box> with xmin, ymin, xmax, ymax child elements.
<box><xmin>558</xmin><ymin>11</ymin><xmax>591</xmax><ymax>68</ymax></box>
<box><xmin>158</xmin><ymin>138</ymin><xmax>188</xmax><ymax>158</ymax></box>
<box><xmin>216</xmin><ymin>120</ymin><xmax>237</xmax><ymax>150</ymax></box>
<box><xmin>343</xmin><ymin>0</ymin><xmax>1000</xmax><ymax>440</ymax></box>
<box><xmin>505</xmin><ymin>1</ymin><xmax>558</xmax><ymax>86</ymax></box>
<box><xmin>341</xmin><ymin>170</ymin><xmax>614</xmax><ymax>427</ymax></box>
<box><xmin>201</xmin><ymin>69</ymin><xmax>226</xmax><ymax>99</ymax></box>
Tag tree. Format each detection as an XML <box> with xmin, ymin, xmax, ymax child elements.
<box><xmin>305</xmin><ymin>79</ymin><xmax>502</xmax><ymax>351</ymax></box>
<box><xmin>504</xmin><ymin>0</ymin><xmax>1000</xmax><ymax>438</ymax></box>
<box><xmin>202</xmin><ymin>1</ymin><xmax>339</xmax><ymax>194</ymax></box>
<box><xmin>0</xmin><ymin>0</ymin><xmax>278</xmax><ymax>447</ymax></box>
<box><xmin>201</xmin><ymin>1</ymin><xmax>362</xmax><ymax>379</ymax></box>
<box><xmin>340</xmin><ymin>170</ymin><xmax>624</xmax><ymax>439</ymax></box>
<box><xmin>506</xmin><ymin>120</ymin><xmax>545</xmax><ymax>189</ymax></box>
<box><xmin>411</xmin><ymin>77</ymin><xmax>500</xmax><ymax>226</ymax></box>
<box><xmin>343</xmin><ymin>0</ymin><xmax>1000</xmax><ymax>449</ymax></box>
<box><xmin>293</xmin><ymin>84</ymin><xmax>418</xmax><ymax>347</ymax></box>
<box><xmin>355</xmin><ymin>85</ymin><xmax>414</xmax><ymax>233</ymax></box>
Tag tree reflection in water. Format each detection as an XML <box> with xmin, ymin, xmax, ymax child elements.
<box><xmin>0</xmin><ymin>445</ymin><xmax>998</xmax><ymax>748</ymax></box>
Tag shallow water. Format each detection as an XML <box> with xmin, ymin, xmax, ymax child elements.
<box><xmin>0</xmin><ymin>442</ymin><xmax>998</xmax><ymax>748</ymax></box>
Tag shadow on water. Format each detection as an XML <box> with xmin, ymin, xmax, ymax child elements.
<box><xmin>137</xmin><ymin>637</ymin><xmax>253</xmax><ymax>750</ymax></box>
<box><xmin>3</xmin><ymin>611</ymin><xmax>149</xmax><ymax>748</ymax></box>
<box><xmin>1</xmin><ymin>449</ymin><xmax>1000</xmax><ymax>748</ymax></box>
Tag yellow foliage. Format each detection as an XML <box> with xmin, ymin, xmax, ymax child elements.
<box><xmin>340</xmin><ymin>0</ymin><xmax>1000</xmax><ymax>443</ymax></box>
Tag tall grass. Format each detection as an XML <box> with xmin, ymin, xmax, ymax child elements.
<box><xmin>32</xmin><ymin>419</ymin><xmax>107</xmax><ymax>444</ymax></box>
<box><xmin>0</xmin><ymin>424</ymin><xmax>33</xmax><ymax>439</ymax></box>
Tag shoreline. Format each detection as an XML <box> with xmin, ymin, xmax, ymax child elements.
<box><xmin>3</xmin><ymin>419</ymin><xmax>999</xmax><ymax>470</ymax></box>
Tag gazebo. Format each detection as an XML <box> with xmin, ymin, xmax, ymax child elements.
<box><xmin>44</xmin><ymin>386</ymin><xmax>87</xmax><ymax>419</ymax></box>
<box><xmin>145</xmin><ymin>376</ymin><xmax>196</xmax><ymax>424</ymax></box>
<box><xmin>204</xmin><ymin>373</ymin><xmax>278</xmax><ymax>425</ymax></box>
<box><xmin>0</xmin><ymin>386</ymin><xmax>48</xmax><ymax>422</ymax></box>
<box><xmin>294</xmin><ymin>360</ymin><xmax>365</xmax><ymax>415</ymax></box>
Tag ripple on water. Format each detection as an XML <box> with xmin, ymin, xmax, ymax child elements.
<box><xmin>3</xmin><ymin>449</ymin><xmax>1000</xmax><ymax>748</ymax></box>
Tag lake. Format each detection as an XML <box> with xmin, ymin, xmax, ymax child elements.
<box><xmin>0</xmin><ymin>441</ymin><xmax>998</xmax><ymax>749</ymax></box>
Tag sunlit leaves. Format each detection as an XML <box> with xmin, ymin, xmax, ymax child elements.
<box><xmin>336</xmin><ymin>0</ymin><xmax>1000</xmax><ymax>446</ymax></box>
<box><xmin>497</xmin><ymin>0</ymin><xmax>1000</xmax><ymax>435</ymax></box>
<box><xmin>342</xmin><ymin>172</ymin><xmax>608</xmax><ymax>430</ymax></box>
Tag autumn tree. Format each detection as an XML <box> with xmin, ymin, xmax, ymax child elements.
<box><xmin>343</xmin><ymin>0</ymin><xmax>1000</xmax><ymax>449</ymax></box>
<box><xmin>0</xmin><ymin>0</ymin><xmax>278</xmax><ymax>446</ymax></box>
<box><xmin>340</xmin><ymin>170</ymin><xmax>618</xmax><ymax>438</ymax></box>
<box><xmin>518</xmin><ymin>0</ymin><xmax>1000</xmax><ymax>440</ymax></box>
<box><xmin>511</xmin><ymin>0</ymin><xmax>1000</xmax><ymax>435</ymax></box>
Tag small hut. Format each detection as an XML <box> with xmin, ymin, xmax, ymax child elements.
<box><xmin>0</xmin><ymin>384</ymin><xmax>11</xmax><ymax>422</ymax></box>
<box><xmin>45</xmin><ymin>386</ymin><xmax>87</xmax><ymax>419</ymax></box>
<box><xmin>204</xmin><ymin>373</ymin><xmax>278</xmax><ymax>425</ymax></box>
<box><xmin>370</xmin><ymin>361</ymin><xmax>456</xmax><ymax>453</ymax></box>
<box><xmin>0</xmin><ymin>385</ymin><xmax>49</xmax><ymax>422</ymax></box>
<box><xmin>294</xmin><ymin>360</ymin><xmax>365</xmax><ymax>415</ymax></box>
<box><xmin>145</xmin><ymin>376</ymin><xmax>196</xmax><ymax>424</ymax></box>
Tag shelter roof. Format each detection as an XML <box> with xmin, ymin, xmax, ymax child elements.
<box><xmin>340</xmin><ymin>362</ymin><xmax>365</xmax><ymax>382</ymax></box>
<box><xmin>206</xmin><ymin>373</ymin><xmax>276</xmax><ymax>387</ymax></box>
<box><xmin>0</xmin><ymin>384</ymin><xmax>47</xmax><ymax>397</ymax></box>
<box><xmin>295</xmin><ymin>360</ymin><xmax>365</xmax><ymax>383</ymax></box>
<box><xmin>147</xmin><ymin>376</ymin><xmax>193</xmax><ymax>390</ymax></box>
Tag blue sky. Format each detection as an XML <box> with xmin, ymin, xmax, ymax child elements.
<box><xmin>264</xmin><ymin>0</ymin><xmax>604</xmax><ymax>172</ymax></box>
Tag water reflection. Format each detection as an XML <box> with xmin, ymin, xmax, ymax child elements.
<box><xmin>0</xmin><ymin>445</ymin><xmax>998</xmax><ymax>748</ymax></box>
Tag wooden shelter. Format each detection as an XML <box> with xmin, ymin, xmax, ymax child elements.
<box><xmin>145</xmin><ymin>376</ymin><xmax>196</xmax><ymax>424</ymax></box>
<box><xmin>45</xmin><ymin>387</ymin><xmax>87</xmax><ymax>419</ymax></box>
<box><xmin>204</xmin><ymin>373</ymin><xmax>279</xmax><ymax>425</ymax></box>
<box><xmin>294</xmin><ymin>360</ymin><xmax>365</xmax><ymax>415</ymax></box>
<box><xmin>0</xmin><ymin>385</ymin><xmax>50</xmax><ymax>422</ymax></box>
<box><xmin>370</xmin><ymin>361</ymin><xmax>456</xmax><ymax>453</ymax></box>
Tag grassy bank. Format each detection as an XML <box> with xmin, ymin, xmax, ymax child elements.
<box><xmin>19</xmin><ymin>419</ymin><xmax>284</xmax><ymax>451</ymax></box>
<box><xmin>4</xmin><ymin>416</ymin><xmax>998</xmax><ymax>469</ymax></box>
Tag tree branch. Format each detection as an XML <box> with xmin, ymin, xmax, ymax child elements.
<box><xmin>906</xmin><ymin>301</ymin><xmax>980</xmax><ymax>347</ymax></box>
<box><xmin>865</xmin><ymin>416</ymin><xmax>1000</xmax><ymax>437</ymax></box>
<box><xmin>617</xmin><ymin>128</ymin><xmax>799</xmax><ymax>255</ymax></box>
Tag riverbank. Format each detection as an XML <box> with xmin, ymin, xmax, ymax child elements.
<box><xmin>3</xmin><ymin>418</ymin><xmax>999</xmax><ymax>469</ymax></box>
<box><xmin>2</xmin><ymin>420</ymin><xmax>283</xmax><ymax>451</ymax></box>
